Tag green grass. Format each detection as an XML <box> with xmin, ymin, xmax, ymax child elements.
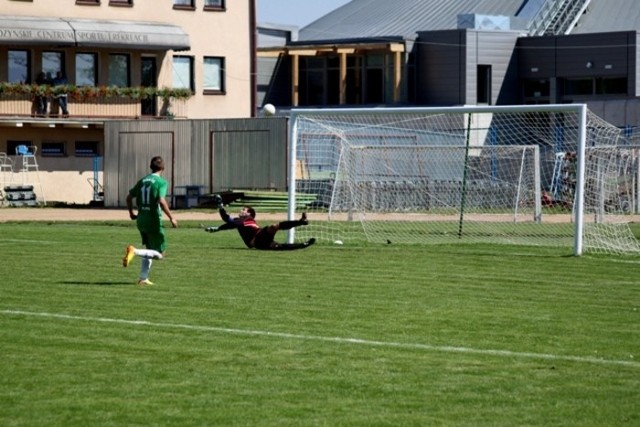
<box><xmin>0</xmin><ymin>220</ymin><xmax>639</xmax><ymax>426</ymax></box>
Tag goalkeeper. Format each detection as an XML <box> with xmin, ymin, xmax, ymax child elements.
<box><xmin>204</xmin><ymin>195</ymin><xmax>315</xmax><ymax>250</ymax></box>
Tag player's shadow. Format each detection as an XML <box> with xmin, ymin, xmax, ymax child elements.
<box><xmin>60</xmin><ymin>280</ymin><xmax>133</xmax><ymax>286</ymax></box>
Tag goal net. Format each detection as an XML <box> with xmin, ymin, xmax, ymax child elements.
<box><xmin>287</xmin><ymin>105</ymin><xmax>640</xmax><ymax>256</ymax></box>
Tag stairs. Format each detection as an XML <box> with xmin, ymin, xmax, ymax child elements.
<box><xmin>526</xmin><ymin>0</ymin><xmax>591</xmax><ymax>36</ymax></box>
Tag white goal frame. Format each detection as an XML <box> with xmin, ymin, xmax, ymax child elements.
<box><xmin>286</xmin><ymin>104</ymin><xmax>640</xmax><ymax>256</ymax></box>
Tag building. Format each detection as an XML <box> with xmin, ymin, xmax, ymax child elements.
<box><xmin>257</xmin><ymin>0</ymin><xmax>640</xmax><ymax>131</ymax></box>
<box><xmin>0</xmin><ymin>0</ymin><xmax>256</xmax><ymax>204</ymax></box>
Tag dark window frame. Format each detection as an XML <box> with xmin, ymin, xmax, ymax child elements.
<box><xmin>7</xmin><ymin>141</ymin><xmax>33</xmax><ymax>157</ymax></box>
<box><xmin>109</xmin><ymin>0</ymin><xmax>133</xmax><ymax>6</ymax></box>
<box><xmin>108</xmin><ymin>53</ymin><xmax>131</xmax><ymax>87</ymax></box>
<box><xmin>75</xmin><ymin>52</ymin><xmax>99</xmax><ymax>87</ymax></box>
<box><xmin>204</xmin><ymin>0</ymin><xmax>225</xmax><ymax>11</ymax></box>
<box><xmin>173</xmin><ymin>0</ymin><xmax>195</xmax><ymax>10</ymax></box>
<box><xmin>477</xmin><ymin>64</ymin><xmax>492</xmax><ymax>105</ymax></box>
<box><xmin>41</xmin><ymin>141</ymin><xmax>67</xmax><ymax>157</ymax></box>
<box><xmin>172</xmin><ymin>55</ymin><xmax>195</xmax><ymax>92</ymax></box>
<box><xmin>75</xmin><ymin>141</ymin><xmax>100</xmax><ymax>157</ymax></box>
<box><xmin>8</xmin><ymin>49</ymin><xmax>31</xmax><ymax>84</ymax></box>
<box><xmin>203</xmin><ymin>56</ymin><xmax>225</xmax><ymax>95</ymax></box>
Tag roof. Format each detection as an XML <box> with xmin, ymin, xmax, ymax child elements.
<box><xmin>298</xmin><ymin>0</ymin><xmax>640</xmax><ymax>42</ymax></box>
<box><xmin>571</xmin><ymin>0</ymin><xmax>640</xmax><ymax>34</ymax></box>
<box><xmin>299</xmin><ymin>0</ymin><xmax>526</xmax><ymax>41</ymax></box>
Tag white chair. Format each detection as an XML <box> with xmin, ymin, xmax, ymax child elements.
<box><xmin>15</xmin><ymin>145</ymin><xmax>39</xmax><ymax>174</ymax></box>
<box><xmin>14</xmin><ymin>145</ymin><xmax>45</xmax><ymax>204</ymax></box>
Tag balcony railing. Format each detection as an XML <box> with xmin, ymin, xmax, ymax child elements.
<box><xmin>0</xmin><ymin>84</ymin><xmax>191</xmax><ymax>120</ymax></box>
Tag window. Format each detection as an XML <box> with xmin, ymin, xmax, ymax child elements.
<box><xmin>203</xmin><ymin>57</ymin><xmax>224</xmax><ymax>93</ymax></box>
<box><xmin>204</xmin><ymin>0</ymin><xmax>224</xmax><ymax>10</ymax></box>
<box><xmin>172</xmin><ymin>56</ymin><xmax>194</xmax><ymax>91</ymax></box>
<box><xmin>173</xmin><ymin>0</ymin><xmax>194</xmax><ymax>9</ymax></box>
<box><xmin>523</xmin><ymin>79</ymin><xmax>550</xmax><ymax>98</ymax></box>
<box><xmin>562</xmin><ymin>78</ymin><xmax>593</xmax><ymax>96</ymax></box>
<box><xmin>595</xmin><ymin>77</ymin><xmax>627</xmax><ymax>95</ymax></box>
<box><xmin>43</xmin><ymin>51</ymin><xmax>64</xmax><ymax>78</ymax></box>
<box><xmin>109</xmin><ymin>0</ymin><xmax>132</xmax><ymax>5</ymax></box>
<box><xmin>76</xmin><ymin>53</ymin><xmax>97</xmax><ymax>86</ymax></box>
<box><xmin>364</xmin><ymin>55</ymin><xmax>384</xmax><ymax>104</ymax></box>
<box><xmin>8</xmin><ymin>50</ymin><xmax>30</xmax><ymax>83</ymax></box>
<box><xmin>41</xmin><ymin>141</ymin><xmax>66</xmax><ymax>157</ymax></box>
<box><xmin>76</xmin><ymin>0</ymin><xmax>100</xmax><ymax>4</ymax></box>
<box><xmin>75</xmin><ymin>141</ymin><xmax>100</xmax><ymax>157</ymax></box>
<box><xmin>108</xmin><ymin>54</ymin><xmax>130</xmax><ymax>87</ymax></box>
<box><xmin>477</xmin><ymin>65</ymin><xmax>492</xmax><ymax>104</ymax></box>
<box><xmin>7</xmin><ymin>141</ymin><xmax>32</xmax><ymax>156</ymax></box>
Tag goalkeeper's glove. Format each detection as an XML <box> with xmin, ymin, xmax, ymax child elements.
<box><xmin>212</xmin><ymin>194</ymin><xmax>223</xmax><ymax>208</ymax></box>
<box><xmin>205</xmin><ymin>226</ymin><xmax>219</xmax><ymax>233</ymax></box>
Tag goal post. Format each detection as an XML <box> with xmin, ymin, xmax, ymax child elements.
<box><xmin>287</xmin><ymin>104</ymin><xmax>640</xmax><ymax>256</ymax></box>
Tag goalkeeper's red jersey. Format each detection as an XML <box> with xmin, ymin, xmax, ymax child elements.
<box><xmin>219</xmin><ymin>208</ymin><xmax>260</xmax><ymax>248</ymax></box>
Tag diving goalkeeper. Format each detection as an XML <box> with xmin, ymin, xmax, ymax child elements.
<box><xmin>204</xmin><ymin>196</ymin><xmax>315</xmax><ymax>250</ymax></box>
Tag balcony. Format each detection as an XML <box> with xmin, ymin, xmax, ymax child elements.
<box><xmin>0</xmin><ymin>83</ymin><xmax>191</xmax><ymax>120</ymax></box>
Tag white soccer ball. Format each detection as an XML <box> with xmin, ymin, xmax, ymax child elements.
<box><xmin>333</xmin><ymin>240</ymin><xmax>343</xmax><ymax>245</ymax></box>
<box><xmin>262</xmin><ymin>103</ymin><xmax>276</xmax><ymax>116</ymax></box>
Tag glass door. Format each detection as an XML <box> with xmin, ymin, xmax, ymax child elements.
<box><xmin>141</xmin><ymin>57</ymin><xmax>157</xmax><ymax>116</ymax></box>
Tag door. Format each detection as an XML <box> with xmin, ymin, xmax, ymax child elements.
<box><xmin>141</xmin><ymin>57</ymin><xmax>157</xmax><ymax>116</ymax></box>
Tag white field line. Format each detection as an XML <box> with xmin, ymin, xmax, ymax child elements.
<box><xmin>0</xmin><ymin>239</ymin><xmax>62</xmax><ymax>244</ymax></box>
<box><xmin>2</xmin><ymin>309</ymin><xmax>638</xmax><ymax>369</ymax></box>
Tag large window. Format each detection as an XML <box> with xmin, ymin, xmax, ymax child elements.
<box><xmin>43</xmin><ymin>51</ymin><xmax>64</xmax><ymax>78</ymax></box>
<box><xmin>561</xmin><ymin>77</ymin><xmax>628</xmax><ymax>98</ymax></box>
<box><xmin>76</xmin><ymin>53</ymin><xmax>97</xmax><ymax>86</ymax></box>
<box><xmin>563</xmin><ymin>78</ymin><xmax>593</xmax><ymax>96</ymax></box>
<box><xmin>595</xmin><ymin>77</ymin><xmax>627</xmax><ymax>95</ymax></box>
<box><xmin>172</xmin><ymin>56</ymin><xmax>194</xmax><ymax>91</ymax></box>
<box><xmin>203</xmin><ymin>56</ymin><xmax>224</xmax><ymax>93</ymax></box>
<box><xmin>108</xmin><ymin>54</ymin><xmax>130</xmax><ymax>87</ymax></box>
<box><xmin>299</xmin><ymin>52</ymin><xmax>402</xmax><ymax>106</ymax></box>
<box><xmin>477</xmin><ymin>65</ymin><xmax>492</xmax><ymax>104</ymax></box>
<box><xmin>8</xmin><ymin>50</ymin><xmax>29</xmax><ymax>83</ymax></box>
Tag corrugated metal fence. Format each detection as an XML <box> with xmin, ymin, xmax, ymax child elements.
<box><xmin>103</xmin><ymin>117</ymin><xmax>288</xmax><ymax>208</ymax></box>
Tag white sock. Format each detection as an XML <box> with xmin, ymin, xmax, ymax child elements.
<box><xmin>134</xmin><ymin>249</ymin><xmax>163</xmax><ymax>260</ymax></box>
<box><xmin>140</xmin><ymin>258</ymin><xmax>152</xmax><ymax>280</ymax></box>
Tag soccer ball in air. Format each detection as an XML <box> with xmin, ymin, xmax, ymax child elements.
<box><xmin>262</xmin><ymin>103</ymin><xmax>276</xmax><ymax>116</ymax></box>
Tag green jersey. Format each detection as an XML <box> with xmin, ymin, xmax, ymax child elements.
<box><xmin>129</xmin><ymin>173</ymin><xmax>168</xmax><ymax>231</ymax></box>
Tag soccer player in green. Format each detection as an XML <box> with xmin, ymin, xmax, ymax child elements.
<box><xmin>122</xmin><ymin>156</ymin><xmax>178</xmax><ymax>286</ymax></box>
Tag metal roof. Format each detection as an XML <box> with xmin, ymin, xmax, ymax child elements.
<box><xmin>570</xmin><ymin>0</ymin><xmax>640</xmax><ymax>34</ymax></box>
<box><xmin>299</xmin><ymin>0</ymin><xmax>526</xmax><ymax>41</ymax></box>
<box><xmin>298</xmin><ymin>0</ymin><xmax>640</xmax><ymax>42</ymax></box>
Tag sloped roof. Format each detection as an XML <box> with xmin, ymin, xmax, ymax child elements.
<box><xmin>299</xmin><ymin>0</ymin><xmax>526</xmax><ymax>41</ymax></box>
<box><xmin>571</xmin><ymin>0</ymin><xmax>640</xmax><ymax>34</ymax></box>
<box><xmin>298</xmin><ymin>0</ymin><xmax>640</xmax><ymax>42</ymax></box>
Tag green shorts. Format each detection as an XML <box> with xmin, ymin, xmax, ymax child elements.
<box><xmin>137</xmin><ymin>221</ymin><xmax>166</xmax><ymax>253</ymax></box>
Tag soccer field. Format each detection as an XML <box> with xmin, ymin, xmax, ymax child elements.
<box><xmin>0</xmin><ymin>220</ymin><xmax>639</xmax><ymax>426</ymax></box>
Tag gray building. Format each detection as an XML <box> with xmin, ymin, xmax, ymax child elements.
<box><xmin>257</xmin><ymin>0</ymin><xmax>640</xmax><ymax>129</ymax></box>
